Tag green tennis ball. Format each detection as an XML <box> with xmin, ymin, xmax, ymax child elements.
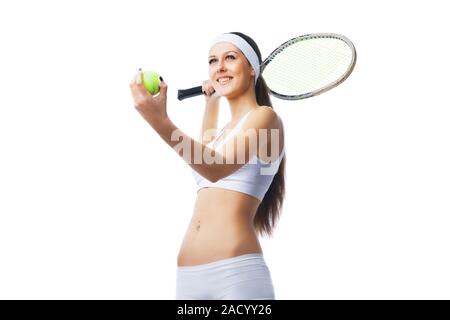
<box><xmin>142</xmin><ymin>71</ymin><xmax>160</xmax><ymax>95</ymax></box>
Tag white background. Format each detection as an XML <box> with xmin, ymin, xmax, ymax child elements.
<box><xmin>0</xmin><ymin>0</ymin><xmax>449</xmax><ymax>299</ymax></box>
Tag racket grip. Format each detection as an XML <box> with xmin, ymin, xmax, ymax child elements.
<box><xmin>177</xmin><ymin>86</ymin><xmax>203</xmax><ymax>101</ymax></box>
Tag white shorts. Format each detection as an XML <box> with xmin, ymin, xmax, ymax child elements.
<box><xmin>176</xmin><ymin>253</ymin><xmax>275</xmax><ymax>300</ymax></box>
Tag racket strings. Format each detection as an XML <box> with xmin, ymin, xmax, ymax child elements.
<box><xmin>273</xmin><ymin>42</ymin><xmax>348</xmax><ymax>90</ymax></box>
<box><xmin>263</xmin><ymin>37</ymin><xmax>354</xmax><ymax>97</ymax></box>
<box><xmin>273</xmin><ymin>43</ymin><xmax>350</xmax><ymax>92</ymax></box>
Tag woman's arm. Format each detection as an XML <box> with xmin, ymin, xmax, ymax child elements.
<box><xmin>151</xmin><ymin>107</ymin><xmax>280</xmax><ymax>183</ymax></box>
<box><xmin>199</xmin><ymin>80</ymin><xmax>220</xmax><ymax>144</ymax></box>
<box><xmin>200</xmin><ymin>102</ymin><xmax>220</xmax><ymax>144</ymax></box>
<box><xmin>130</xmin><ymin>71</ymin><xmax>281</xmax><ymax>182</ymax></box>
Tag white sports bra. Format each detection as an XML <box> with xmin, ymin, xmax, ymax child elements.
<box><xmin>191</xmin><ymin>109</ymin><xmax>285</xmax><ymax>201</ymax></box>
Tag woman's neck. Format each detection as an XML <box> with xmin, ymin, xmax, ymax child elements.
<box><xmin>226</xmin><ymin>87</ymin><xmax>259</xmax><ymax>124</ymax></box>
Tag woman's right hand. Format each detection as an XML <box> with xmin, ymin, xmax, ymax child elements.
<box><xmin>202</xmin><ymin>79</ymin><xmax>220</xmax><ymax>105</ymax></box>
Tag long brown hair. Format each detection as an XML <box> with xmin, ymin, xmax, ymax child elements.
<box><xmin>229</xmin><ymin>32</ymin><xmax>286</xmax><ymax>237</ymax></box>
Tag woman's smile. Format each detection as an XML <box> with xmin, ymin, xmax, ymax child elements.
<box><xmin>217</xmin><ymin>76</ymin><xmax>233</xmax><ymax>85</ymax></box>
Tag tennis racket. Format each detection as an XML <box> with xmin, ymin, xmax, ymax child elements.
<box><xmin>177</xmin><ymin>33</ymin><xmax>356</xmax><ymax>101</ymax></box>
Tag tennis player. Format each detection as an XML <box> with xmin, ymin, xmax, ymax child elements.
<box><xmin>130</xmin><ymin>32</ymin><xmax>286</xmax><ymax>300</ymax></box>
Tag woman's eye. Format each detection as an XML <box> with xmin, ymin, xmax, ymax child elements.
<box><xmin>209</xmin><ymin>55</ymin><xmax>235</xmax><ymax>64</ymax></box>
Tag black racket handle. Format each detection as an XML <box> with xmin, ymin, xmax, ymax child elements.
<box><xmin>177</xmin><ymin>86</ymin><xmax>203</xmax><ymax>101</ymax></box>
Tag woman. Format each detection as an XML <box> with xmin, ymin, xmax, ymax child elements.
<box><xmin>130</xmin><ymin>32</ymin><xmax>286</xmax><ymax>300</ymax></box>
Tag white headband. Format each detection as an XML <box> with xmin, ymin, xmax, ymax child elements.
<box><xmin>210</xmin><ymin>33</ymin><xmax>260</xmax><ymax>85</ymax></box>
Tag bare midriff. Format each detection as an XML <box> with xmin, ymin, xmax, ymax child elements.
<box><xmin>177</xmin><ymin>187</ymin><xmax>263</xmax><ymax>267</ymax></box>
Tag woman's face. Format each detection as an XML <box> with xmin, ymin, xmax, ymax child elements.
<box><xmin>208</xmin><ymin>42</ymin><xmax>255</xmax><ymax>99</ymax></box>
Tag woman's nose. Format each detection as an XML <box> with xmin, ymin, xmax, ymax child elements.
<box><xmin>216</xmin><ymin>59</ymin><xmax>226</xmax><ymax>73</ymax></box>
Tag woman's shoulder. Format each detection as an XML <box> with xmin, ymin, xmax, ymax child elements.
<box><xmin>256</xmin><ymin>105</ymin><xmax>279</xmax><ymax>117</ymax></box>
<box><xmin>257</xmin><ymin>105</ymin><xmax>274</xmax><ymax>111</ymax></box>
<box><xmin>250</xmin><ymin>105</ymin><xmax>282</xmax><ymax>128</ymax></box>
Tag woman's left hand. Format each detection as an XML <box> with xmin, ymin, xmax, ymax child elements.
<box><xmin>129</xmin><ymin>70</ymin><xmax>168</xmax><ymax>127</ymax></box>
